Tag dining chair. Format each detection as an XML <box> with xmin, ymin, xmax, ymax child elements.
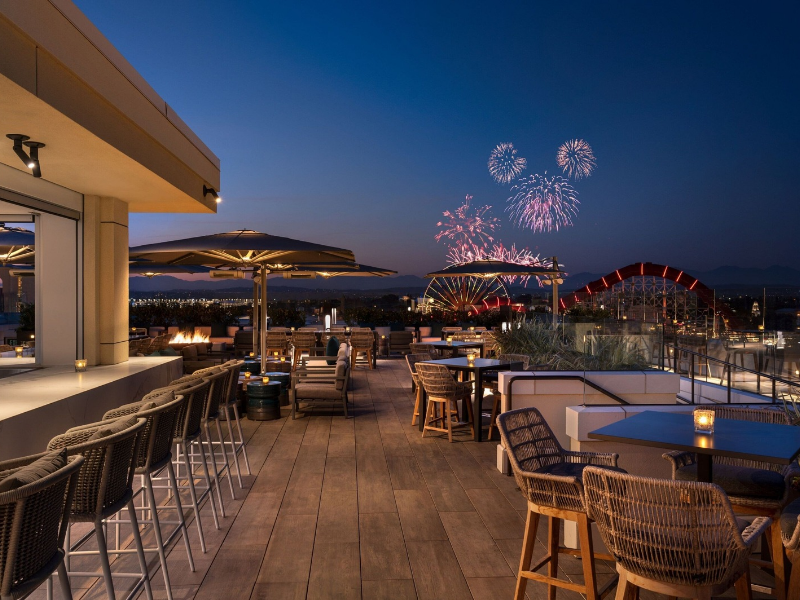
<box><xmin>584</xmin><ymin>466</ymin><xmax>769</xmax><ymax>600</ymax></box>
<box><xmin>780</xmin><ymin>497</ymin><xmax>800</xmax><ymax>600</ymax></box>
<box><xmin>291</xmin><ymin>331</ymin><xmax>317</xmax><ymax>365</ymax></box>
<box><xmin>663</xmin><ymin>405</ymin><xmax>798</xmax><ymax>600</ymax></box>
<box><xmin>405</xmin><ymin>353</ymin><xmax>431</xmax><ymax>426</ymax></box>
<box><xmin>497</xmin><ymin>406</ymin><xmax>622</xmax><ymax>600</ymax></box>
<box><xmin>349</xmin><ymin>331</ymin><xmax>375</xmax><ymax>370</ymax></box>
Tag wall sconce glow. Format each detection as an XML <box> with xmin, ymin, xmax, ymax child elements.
<box><xmin>74</xmin><ymin>359</ymin><xmax>87</xmax><ymax>372</ymax></box>
<box><xmin>693</xmin><ymin>408</ymin><xmax>715</xmax><ymax>434</ymax></box>
<box><xmin>14</xmin><ymin>346</ymin><xmax>23</xmax><ymax>358</ymax></box>
<box><xmin>203</xmin><ymin>185</ymin><xmax>221</xmax><ymax>203</ymax></box>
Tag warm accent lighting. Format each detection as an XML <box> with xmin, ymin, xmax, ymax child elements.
<box><xmin>203</xmin><ymin>185</ymin><xmax>221</xmax><ymax>203</ymax></box>
<box><xmin>74</xmin><ymin>359</ymin><xmax>87</xmax><ymax>372</ymax></box>
<box><xmin>262</xmin><ymin>376</ymin><xmax>270</xmax><ymax>384</ymax></box>
<box><xmin>273</xmin><ymin>351</ymin><xmax>279</xmax><ymax>357</ymax></box>
<box><xmin>244</xmin><ymin>371</ymin><xmax>252</xmax><ymax>379</ymax></box>
<box><xmin>6</xmin><ymin>134</ymin><xmax>44</xmax><ymax>177</ymax></box>
<box><xmin>467</xmin><ymin>352</ymin><xmax>476</xmax><ymax>364</ymax></box>
<box><xmin>324</xmin><ymin>315</ymin><xmax>331</xmax><ymax>330</ymax></box>
<box><xmin>694</xmin><ymin>408</ymin><xmax>715</xmax><ymax>434</ymax></box>
<box><xmin>446</xmin><ymin>336</ymin><xmax>453</xmax><ymax>345</ymax></box>
<box><xmin>249</xmin><ymin>351</ymin><xmax>255</xmax><ymax>358</ymax></box>
<box><xmin>14</xmin><ymin>346</ymin><xmax>23</xmax><ymax>358</ymax></box>
<box><xmin>170</xmin><ymin>331</ymin><xmax>210</xmax><ymax>344</ymax></box>
<box><xmin>280</xmin><ymin>357</ymin><xmax>286</xmax><ymax>363</ymax></box>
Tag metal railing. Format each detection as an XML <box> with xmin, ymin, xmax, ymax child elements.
<box><xmin>658</xmin><ymin>343</ymin><xmax>800</xmax><ymax>404</ymax></box>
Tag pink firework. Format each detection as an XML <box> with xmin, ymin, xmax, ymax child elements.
<box><xmin>487</xmin><ymin>243</ymin><xmax>553</xmax><ymax>286</ymax></box>
<box><xmin>506</xmin><ymin>173</ymin><xmax>579</xmax><ymax>233</ymax></box>
<box><xmin>435</xmin><ymin>195</ymin><xmax>500</xmax><ymax>248</ymax></box>
<box><xmin>556</xmin><ymin>139</ymin><xmax>596</xmax><ymax>180</ymax></box>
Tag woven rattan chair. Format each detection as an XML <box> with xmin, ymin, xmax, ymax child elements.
<box><xmin>219</xmin><ymin>360</ymin><xmax>251</xmax><ymax>489</ymax></box>
<box><xmin>101</xmin><ymin>395</ymin><xmax>194</xmax><ymax>600</ymax></box>
<box><xmin>584</xmin><ymin>466</ymin><xmax>770</xmax><ymax>600</ymax></box>
<box><xmin>349</xmin><ymin>331</ymin><xmax>375</xmax><ymax>370</ymax></box>
<box><xmin>440</xmin><ymin>326</ymin><xmax>462</xmax><ymax>339</ymax></box>
<box><xmin>780</xmin><ymin>497</ymin><xmax>800</xmax><ymax>600</ymax></box>
<box><xmin>265</xmin><ymin>331</ymin><xmax>289</xmax><ymax>357</ymax></box>
<box><xmin>198</xmin><ymin>369</ymin><xmax>237</xmax><ymax>510</ymax></box>
<box><xmin>415</xmin><ymin>362</ymin><xmax>475</xmax><ymax>442</ymax></box>
<box><xmin>663</xmin><ymin>405</ymin><xmax>797</xmax><ymax>600</ymax></box>
<box><xmin>406</xmin><ymin>353</ymin><xmax>434</xmax><ymax>426</ymax></box>
<box><xmin>497</xmin><ymin>407</ymin><xmax>622</xmax><ymax>600</ymax></box>
<box><xmin>291</xmin><ymin>331</ymin><xmax>317</xmax><ymax>366</ymax></box>
<box><xmin>48</xmin><ymin>418</ymin><xmax>154</xmax><ymax>600</ymax></box>
<box><xmin>409</xmin><ymin>343</ymin><xmax>437</xmax><ymax>358</ymax></box>
<box><xmin>0</xmin><ymin>452</ymin><xmax>84</xmax><ymax>600</ymax></box>
<box><xmin>485</xmin><ymin>354</ymin><xmax>531</xmax><ymax>441</ymax></box>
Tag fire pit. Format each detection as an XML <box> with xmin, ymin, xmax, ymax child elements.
<box><xmin>168</xmin><ymin>331</ymin><xmax>212</xmax><ymax>352</ymax></box>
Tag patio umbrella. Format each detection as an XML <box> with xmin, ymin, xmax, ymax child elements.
<box><xmin>129</xmin><ymin>262</ymin><xmax>212</xmax><ymax>278</ymax></box>
<box><xmin>0</xmin><ymin>226</ymin><xmax>35</xmax><ymax>265</ymax></box>
<box><xmin>425</xmin><ymin>258</ymin><xmax>565</xmax><ymax>324</ymax></box>
<box><xmin>130</xmin><ymin>229</ymin><xmax>355</xmax><ymax>372</ymax></box>
<box><xmin>280</xmin><ymin>262</ymin><xmax>397</xmax><ymax>278</ymax></box>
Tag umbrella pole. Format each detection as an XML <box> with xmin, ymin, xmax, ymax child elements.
<box><xmin>252</xmin><ymin>275</ymin><xmax>258</xmax><ymax>360</ymax></box>
<box><xmin>260</xmin><ymin>264</ymin><xmax>268</xmax><ymax>374</ymax></box>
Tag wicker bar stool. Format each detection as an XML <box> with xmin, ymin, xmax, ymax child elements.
<box><xmin>0</xmin><ymin>451</ymin><xmax>83</xmax><ymax>600</ymax></box>
<box><xmin>415</xmin><ymin>362</ymin><xmax>475</xmax><ymax>442</ymax></box>
<box><xmin>291</xmin><ymin>331</ymin><xmax>317</xmax><ymax>366</ymax></box>
<box><xmin>101</xmin><ymin>394</ymin><xmax>194</xmax><ymax>600</ymax></box>
<box><xmin>350</xmin><ymin>331</ymin><xmax>375</xmax><ymax>370</ymax></box>
<box><xmin>663</xmin><ymin>405</ymin><xmax>798</xmax><ymax>600</ymax></box>
<box><xmin>485</xmin><ymin>354</ymin><xmax>530</xmax><ymax>441</ymax></box>
<box><xmin>48</xmin><ymin>418</ymin><xmax>154</xmax><ymax>600</ymax></box>
<box><xmin>496</xmin><ymin>407</ymin><xmax>622</xmax><ymax>600</ymax></box>
<box><xmin>265</xmin><ymin>330</ymin><xmax>289</xmax><ymax>357</ymax></box>
<box><xmin>219</xmin><ymin>360</ymin><xmax>251</xmax><ymax>489</ymax></box>
<box><xmin>405</xmin><ymin>353</ymin><xmax>433</xmax><ymax>426</ymax></box>
<box><xmin>584</xmin><ymin>467</ymin><xmax>769</xmax><ymax>600</ymax></box>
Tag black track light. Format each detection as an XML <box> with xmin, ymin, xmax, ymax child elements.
<box><xmin>6</xmin><ymin>134</ymin><xmax>44</xmax><ymax>178</ymax></box>
<box><xmin>23</xmin><ymin>141</ymin><xmax>45</xmax><ymax>178</ymax></box>
<box><xmin>203</xmin><ymin>185</ymin><xmax>221</xmax><ymax>203</ymax></box>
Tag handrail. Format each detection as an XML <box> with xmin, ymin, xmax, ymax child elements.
<box><xmin>661</xmin><ymin>343</ymin><xmax>800</xmax><ymax>404</ymax></box>
<box><xmin>505</xmin><ymin>373</ymin><xmax>629</xmax><ymax>409</ymax></box>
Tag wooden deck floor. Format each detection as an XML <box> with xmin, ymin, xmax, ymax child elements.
<box><xmin>34</xmin><ymin>359</ymin><xmax>627</xmax><ymax>600</ymax></box>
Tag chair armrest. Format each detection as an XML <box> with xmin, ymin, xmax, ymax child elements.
<box><xmin>741</xmin><ymin>516</ymin><xmax>772</xmax><ymax>547</ymax></box>
<box><xmin>563</xmin><ymin>450</ymin><xmax>619</xmax><ymax>468</ymax></box>
<box><xmin>662</xmin><ymin>450</ymin><xmax>696</xmax><ymax>477</ymax></box>
<box><xmin>103</xmin><ymin>405</ymin><xmax>142</xmax><ymax>420</ymax></box>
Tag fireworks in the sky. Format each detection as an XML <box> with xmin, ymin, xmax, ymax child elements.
<box><xmin>488</xmin><ymin>142</ymin><xmax>527</xmax><ymax>184</ymax></box>
<box><xmin>506</xmin><ymin>172</ymin><xmax>580</xmax><ymax>233</ymax></box>
<box><xmin>556</xmin><ymin>139</ymin><xmax>596</xmax><ymax>180</ymax></box>
<box><xmin>435</xmin><ymin>195</ymin><xmax>500</xmax><ymax>249</ymax></box>
<box><xmin>445</xmin><ymin>240</ymin><xmax>555</xmax><ymax>287</ymax></box>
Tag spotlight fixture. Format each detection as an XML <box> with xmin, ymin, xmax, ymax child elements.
<box><xmin>203</xmin><ymin>185</ymin><xmax>221</xmax><ymax>203</ymax></box>
<box><xmin>5</xmin><ymin>134</ymin><xmax>44</xmax><ymax>177</ymax></box>
<box><xmin>23</xmin><ymin>141</ymin><xmax>45</xmax><ymax>178</ymax></box>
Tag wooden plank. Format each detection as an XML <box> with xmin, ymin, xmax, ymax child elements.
<box><xmin>323</xmin><ymin>455</ymin><xmax>357</xmax><ymax>491</ymax></box>
<box><xmin>307</xmin><ymin>541</ymin><xmax>361</xmax><ymax>599</ymax></box>
<box><xmin>257</xmin><ymin>513</ymin><xmax>317</xmax><ymax>583</ymax></box>
<box><xmin>438</xmin><ymin>443</ymin><xmax>496</xmax><ymax>490</ymax></box>
<box><xmin>426</xmin><ymin>479</ymin><xmax>475</xmax><ymax>513</ymax></box>
<box><xmin>467</xmin><ymin>576</ymin><xmax>519</xmax><ymax>600</ymax></box>
<box><xmin>359</xmin><ymin>512</ymin><xmax>412</xmax><ymax>581</ymax></box>
<box><xmin>224</xmin><ymin>488</ymin><xmax>285</xmax><ymax>547</ymax></box>
<box><xmin>394</xmin><ymin>489</ymin><xmax>447</xmax><ymax>542</ymax></box>
<box><xmin>280</xmin><ymin>470</ymin><xmax>324</xmax><ymax>515</ymax></box>
<box><xmin>316</xmin><ymin>488</ymin><xmax>359</xmax><ymax>544</ymax></box>
<box><xmin>193</xmin><ymin>546</ymin><xmax>263</xmax><ymax>600</ymax></box>
<box><xmin>380</xmin><ymin>432</ymin><xmax>414</xmax><ymax>457</ymax></box>
<box><xmin>405</xmin><ymin>540</ymin><xmax>473</xmax><ymax>600</ymax></box>
<box><xmin>327</xmin><ymin>432</ymin><xmax>356</xmax><ymax>457</ymax></box>
<box><xmin>386</xmin><ymin>455</ymin><xmax>426</xmax><ymax>490</ymax></box>
<box><xmin>466</xmin><ymin>487</ymin><xmax>526</xmax><ymax>540</ymax></box>
<box><xmin>439</xmin><ymin>511</ymin><xmax>514</xmax><ymax>577</ymax></box>
<box><xmin>250</xmin><ymin>582</ymin><xmax>307</xmax><ymax>600</ymax></box>
<box><xmin>361</xmin><ymin>579</ymin><xmax>417</xmax><ymax>600</ymax></box>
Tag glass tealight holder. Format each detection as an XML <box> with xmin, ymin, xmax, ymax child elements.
<box><xmin>262</xmin><ymin>376</ymin><xmax>270</xmax><ymax>384</ymax></box>
<box><xmin>280</xmin><ymin>357</ymin><xmax>286</xmax><ymax>363</ymax></box>
<box><xmin>75</xmin><ymin>359</ymin><xmax>87</xmax><ymax>372</ymax></box>
<box><xmin>244</xmin><ymin>371</ymin><xmax>252</xmax><ymax>379</ymax></box>
<box><xmin>249</xmin><ymin>351</ymin><xmax>255</xmax><ymax>358</ymax></box>
<box><xmin>694</xmin><ymin>408</ymin><xmax>715</xmax><ymax>434</ymax></box>
<box><xmin>273</xmin><ymin>351</ymin><xmax>279</xmax><ymax>358</ymax></box>
<box><xmin>14</xmin><ymin>346</ymin><xmax>24</xmax><ymax>358</ymax></box>
<box><xmin>469</xmin><ymin>326</ymin><xmax>475</xmax><ymax>332</ymax></box>
<box><xmin>446</xmin><ymin>336</ymin><xmax>453</xmax><ymax>346</ymax></box>
<box><xmin>467</xmin><ymin>352</ymin><xmax>476</xmax><ymax>364</ymax></box>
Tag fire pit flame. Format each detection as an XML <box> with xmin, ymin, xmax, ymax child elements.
<box><xmin>169</xmin><ymin>331</ymin><xmax>210</xmax><ymax>344</ymax></box>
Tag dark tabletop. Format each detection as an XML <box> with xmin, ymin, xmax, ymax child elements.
<box><xmin>588</xmin><ymin>410</ymin><xmax>800</xmax><ymax>465</ymax></box>
<box><xmin>423</xmin><ymin>357</ymin><xmax>515</xmax><ymax>370</ymax></box>
<box><xmin>427</xmin><ymin>340</ymin><xmax>484</xmax><ymax>348</ymax></box>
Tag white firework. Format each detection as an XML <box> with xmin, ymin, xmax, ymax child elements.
<box><xmin>556</xmin><ymin>139</ymin><xmax>596</xmax><ymax>179</ymax></box>
<box><xmin>506</xmin><ymin>172</ymin><xmax>580</xmax><ymax>233</ymax></box>
<box><xmin>488</xmin><ymin>142</ymin><xmax>527</xmax><ymax>184</ymax></box>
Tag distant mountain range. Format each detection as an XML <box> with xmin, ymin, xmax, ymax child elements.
<box><xmin>129</xmin><ymin>265</ymin><xmax>800</xmax><ymax>295</ymax></box>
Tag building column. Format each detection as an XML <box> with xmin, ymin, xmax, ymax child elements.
<box><xmin>83</xmin><ymin>196</ymin><xmax>128</xmax><ymax>365</ymax></box>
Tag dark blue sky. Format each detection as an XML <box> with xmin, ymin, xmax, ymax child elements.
<box><xmin>76</xmin><ymin>0</ymin><xmax>799</xmax><ymax>277</ymax></box>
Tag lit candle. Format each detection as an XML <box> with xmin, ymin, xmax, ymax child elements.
<box><xmin>74</xmin><ymin>359</ymin><xmax>87</xmax><ymax>372</ymax></box>
<box><xmin>14</xmin><ymin>346</ymin><xmax>23</xmax><ymax>358</ymax></box>
<box><xmin>244</xmin><ymin>371</ymin><xmax>252</xmax><ymax>379</ymax></box>
<box><xmin>273</xmin><ymin>351</ymin><xmax>279</xmax><ymax>358</ymax></box>
<box><xmin>469</xmin><ymin>326</ymin><xmax>475</xmax><ymax>332</ymax></box>
<box><xmin>249</xmin><ymin>351</ymin><xmax>255</xmax><ymax>358</ymax></box>
<box><xmin>262</xmin><ymin>376</ymin><xmax>270</xmax><ymax>384</ymax></box>
<box><xmin>446</xmin><ymin>336</ymin><xmax>453</xmax><ymax>346</ymax></box>
<box><xmin>280</xmin><ymin>357</ymin><xmax>286</xmax><ymax>363</ymax></box>
<box><xmin>693</xmin><ymin>408</ymin><xmax>715</xmax><ymax>434</ymax></box>
<box><xmin>467</xmin><ymin>352</ymin><xmax>476</xmax><ymax>363</ymax></box>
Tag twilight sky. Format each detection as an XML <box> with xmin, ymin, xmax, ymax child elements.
<box><xmin>76</xmin><ymin>0</ymin><xmax>799</xmax><ymax>277</ymax></box>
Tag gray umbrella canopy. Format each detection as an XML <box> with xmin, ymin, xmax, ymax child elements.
<box><xmin>129</xmin><ymin>262</ymin><xmax>212</xmax><ymax>278</ymax></box>
<box><xmin>0</xmin><ymin>226</ymin><xmax>35</xmax><ymax>265</ymax></box>
<box><xmin>129</xmin><ymin>229</ymin><xmax>356</xmax><ymax>372</ymax></box>
<box><xmin>281</xmin><ymin>262</ymin><xmax>397</xmax><ymax>279</ymax></box>
<box><xmin>425</xmin><ymin>259</ymin><xmax>561</xmax><ymax>279</ymax></box>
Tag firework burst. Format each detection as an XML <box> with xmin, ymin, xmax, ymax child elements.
<box><xmin>556</xmin><ymin>139</ymin><xmax>596</xmax><ymax>180</ymax></box>
<box><xmin>488</xmin><ymin>142</ymin><xmax>527</xmax><ymax>184</ymax></box>
<box><xmin>445</xmin><ymin>241</ymin><xmax>557</xmax><ymax>287</ymax></box>
<box><xmin>506</xmin><ymin>173</ymin><xmax>579</xmax><ymax>233</ymax></box>
<box><xmin>435</xmin><ymin>195</ymin><xmax>500</xmax><ymax>248</ymax></box>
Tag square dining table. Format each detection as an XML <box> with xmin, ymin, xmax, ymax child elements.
<box><xmin>425</xmin><ymin>340</ymin><xmax>486</xmax><ymax>359</ymax></box>
<box><xmin>418</xmin><ymin>357</ymin><xmax>523</xmax><ymax>442</ymax></box>
<box><xmin>588</xmin><ymin>410</ymin><xmax>800</xmax><ymax>482</ymax></box>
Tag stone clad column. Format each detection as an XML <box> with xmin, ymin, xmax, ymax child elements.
<box><xmin>83</xmin><ymin>196</ymin><xmax>128</xmax><ymax>365</ymax></box>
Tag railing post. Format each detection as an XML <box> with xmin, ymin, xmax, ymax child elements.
<box><xmin>691</xmin><ymin>353</ymin><xmax>695</xmax><ymax>404</ymax></box>
<box><xmin>773</xmin><ymin>379</ymin><xmax>777</xmax><ymax>403</ymax></box>
<box><xmin>727</xmin><ymin>367</ymin><xmax>732</xmax><ymax>404</ymax></box>
<box><xmin>673</xmin><ymin>347</ymin><xmax>678</xmax><ymax>373</ymax></box>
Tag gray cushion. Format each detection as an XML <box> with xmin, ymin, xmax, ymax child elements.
<box><xmin>181</xmin><ymin>345</ymin><xmax>198</xmax><ymax>360</ymax></box>
<box><xmin>675</xmin><ymin>463</ymin><xmax>785</xmax><ymax>500</ymax></box>
<box><xmin>534</xmin><ymin>462</ymin><xmax>626</xmax><ymax>479</ymax></box>
<box><xmin>0</xmin><ymin>449</ymin><xmax>67</xmax><ymax>492</ymax></box>
<box><xmin>294</xmin><ymin>384</ymin><xmax>342</xmax><ymax>400</ymax></box>
<box><xmin>87</xmin><ymin>416</ymin><xmax>138</xmax><ymax>441</ymax></box>
<box><xmin>335</xmin><ymin>361</ymin><xmax>348</xmax><ymax>391</ymax></box>
<box><xmin>196</xmin><ymin>344</ymin><xmax>208</xmax><ymax>356</ymax></box>
<box><xmin>781</xmin><ymin>498</ymin><xmax>800</xmax><ymax>542</ymax></box>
